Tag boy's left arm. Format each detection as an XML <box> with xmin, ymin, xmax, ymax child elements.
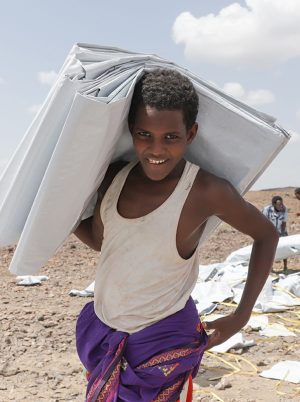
<box><xmin>204</xmin><ymin>179</ymin><xmax>279</xmax><ymax>350</ymax></box>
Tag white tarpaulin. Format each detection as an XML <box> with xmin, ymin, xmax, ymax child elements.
<box><xmin>68</xmin><ymin>241</ymin><xmax>300</xmax><ymax>315</ymax></box>
<box><xmin>260</xmin><ymin>361</ymin><xmax>300</xmax><ymax>383</ymax></box>
<box><xmin>226</xmin><ymin>234</ymin><xmax>300</xmax><ymax>263</ymax></box>
<box><xmin>0</xmin><ymin>43</ymin><xmax>289</xmax><ymax>275</ymax></box>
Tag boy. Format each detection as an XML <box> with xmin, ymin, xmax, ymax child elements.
<box><xmin>74</xmin><ymin>69</ymin><xmax>278</xmax><ymax>401</ymax></box>
<box><xmin>262</xmin><ymin>196</ymin><xmax>288</xmax><ymax>272</ymax></box>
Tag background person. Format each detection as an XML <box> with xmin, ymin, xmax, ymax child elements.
<box><xmin>262</xmin><ymin>195</ymin><xmax>288</xmax><ymax>273</ymax></box>
<box><xmin>295</xmin><ymin>188</ymin><xmax>300</xmax><ymax>217</ymax></box>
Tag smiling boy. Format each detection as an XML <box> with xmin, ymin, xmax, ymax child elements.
<box><xmin>74</xmin><ymin>69</ymin><xmax>278</xmax><ymax>401</ymax></box>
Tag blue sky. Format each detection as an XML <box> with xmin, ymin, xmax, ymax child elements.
<box><xmin>1</xmin><ymin>0</ymin><xmax>300</xmax><ymax>190</ymax></box>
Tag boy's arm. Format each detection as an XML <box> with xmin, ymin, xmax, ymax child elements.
<box><xmin>281</xmin><ymin>207</ymin><xmax>288</xmax><ymax>234</ymax></box>
<box><xmin>74</xmin><ymin>195</ymin><xmax>103</xmax><ymax>251</ymax></box>
<box><xmin>281</xmin><ymin>220</ymin><xmax>287</xmax><ymax>235</ymax></box>
<box><xmin>203</xmin><ymin>179</ymin><xmax>279</xmax><ymax>350</ymax></box>
<box><xmin>74</xmin><ymin>161</ymin><xmax>128</xmax><ymax>251</ymax></box>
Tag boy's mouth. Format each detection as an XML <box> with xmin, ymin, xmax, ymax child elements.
<box><xmin>147</xmin><ymin>158</ymin><xmax>167</xmax><ymax>165</ymax></box>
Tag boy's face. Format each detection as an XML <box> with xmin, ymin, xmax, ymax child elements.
<box><xmin>130</xmin><ymin>105</ymin><xmax>197</xmax><ymax>181</ymax></box>
<box><xmin>273</xmin><ymin>199</ymin><xmax>283</xmax><ymax>211</ymax></box>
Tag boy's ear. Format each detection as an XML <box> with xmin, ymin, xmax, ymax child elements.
<box><xmin>186</xmin><ymin>122</ymin><xmax>198</xmax><ymax>144</ymax></box>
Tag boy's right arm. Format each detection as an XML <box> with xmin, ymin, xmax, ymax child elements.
<box><xmin>74</xmin><ymin>161</ymin><xmax>128</xmax><ymax>251</ymax></box>
<box><xmin>73</xmin><ymin>195</ymin><xmax>103</xmax><ymax>251</ymax></box>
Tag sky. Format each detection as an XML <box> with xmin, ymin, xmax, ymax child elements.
<box><xmin>0</xmin><ymin>0</ymin><xmax>300</xmax><ymax>190</ymax></box>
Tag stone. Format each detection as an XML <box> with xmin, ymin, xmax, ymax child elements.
<box><xmin>214</xmin><ymin>376</ymin><xmax>232</xmax><ymax>390</ymax></box>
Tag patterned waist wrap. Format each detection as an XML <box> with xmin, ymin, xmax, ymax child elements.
<box><xmin>76</xmin><ymin>297</ymin><xmax>207</xmax><ymax>402</ymax></box>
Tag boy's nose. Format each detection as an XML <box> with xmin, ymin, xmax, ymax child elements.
<box><xmin>149</xmin><ymin>139</ymin><xmax>165</xmax><ymax>156</ymax></box>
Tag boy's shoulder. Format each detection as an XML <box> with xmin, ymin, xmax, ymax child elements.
<box><xmin>195</xmin><ymin>167</ymin><xmax>233</xmax><ymax>198</ymax></box>
<box><xmin>191</xmin><ymin>166</ymin><xmax>245</xmax><ymax>216</ymax></box>
<box><xmin>97</xmin><ymin>160</ymin><xmax>129</xmax><ymax>197</ymax></box>
<box><xmin>106</xmin><ymin>160</ymin><xmax>129</xmax><ymax>177</ymax></box>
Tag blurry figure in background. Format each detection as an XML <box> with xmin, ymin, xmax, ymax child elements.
<box><xmin>262</xmin><ymin>196</ymin><xmax>288</xmax><ymax>273</ymax></box>
<box><xmin>295</xmin><ymin>188</ymin><xmax>300</xmax><ymax>217</ymax></box>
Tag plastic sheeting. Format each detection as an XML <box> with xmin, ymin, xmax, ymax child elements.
<box><xmin>69</xmin><ymin>253</ymin><xmax>300</xmax><ymax>314</ymax></box>
<box><xmin>0</xmin><ymin>43</ymin><xmax>290</xmax><ymax>275</ymax></box>
<box><xmin>226</xmin><ymin>234</ymin><xmax>300</xmax><ymax>263</ymax></box>
<box><xmin>260</xmin><ymin>361</ymin><xmax>300</xmax><ymax>383</ymax></box>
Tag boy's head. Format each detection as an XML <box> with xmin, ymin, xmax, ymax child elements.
<box><xmin>128</xmin><ymin>69</ymin><xmax>199</xmax><ymax>130</ymax></box>
<box><xmin>272</xmin><ymin>195</ymin><xmax>283</xmax><ymax>211</ymax></box>
<box><xmin>128</xmin><ymin>69</ymin><xmax>199</xmax><ymax>181</ymax></box>
<box><xmin>295</xmin><ymin>188</ymin><xmax>300</xmax><ymax>200</ymax></box>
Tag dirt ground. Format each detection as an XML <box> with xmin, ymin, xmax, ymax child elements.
<box><xmin>1</xmin><ymin>187</ymin><xmax>299</xmax><ymax>402</ymax></box>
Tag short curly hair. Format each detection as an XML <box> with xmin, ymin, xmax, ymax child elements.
<box><xmin>128</xmin><ymin>69</ymin><xmax>199</xmax><ymax>129</ymax></box>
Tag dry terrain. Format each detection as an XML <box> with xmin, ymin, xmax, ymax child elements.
<box><xmin>1</xmin><ymin>187</ymin><xmax>300</xmax><ymax>401</ymax></box>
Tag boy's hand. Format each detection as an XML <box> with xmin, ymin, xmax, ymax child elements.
<box><xmin>203</xmin><ymin>312</ymin><xmax>248</xmax><ymax>351</ymax></box>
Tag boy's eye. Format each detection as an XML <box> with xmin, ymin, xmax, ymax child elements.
<box><xmin>165</xmin><ymin>134</ymin><xmax>178</xmax><ymax>140</ymax></box>
<box><xmin>137</xmin><ymin>131</ymin><xmax>151</xmax><ymax>138</ymax></box>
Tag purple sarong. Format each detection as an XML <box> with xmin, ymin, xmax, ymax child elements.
<box><xmin>76</xmin><ymin>297</ymin><xmax>207</xmax><ymax>402</ymax></box>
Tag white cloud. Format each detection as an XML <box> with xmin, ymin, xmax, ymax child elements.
<box><xmin>288</xmin><ymin>130</ymin><xmax>300</xmax><ymax>143</ymax></box>
<box><xmin>37</xmin><ymin>70</ymin><xmax>58</xmax><ymax>85</ymax></box>
<box><xmin>222</xmin><ymin>82</ymin><xmax>275</xmax><ymax>106</ymax></box>
<box><xmin>296</xmin><ymin>108</ymin><xmax>300</xmax><ymax>120</ymax></box>
<box><xmin>28</xmin><ymin>103</ymin><xmax>42</xmax><ymax>115</ymax></box>
<box><xmin>172</xmin><ymin>0</ymin><xmax>300</xmax><ymax>65</ymax></box>
<box><xmin>245</xmin><ymin>90</ymin><xmax>275</xmax><ymax>106</ymax></box>
<box><xmin>223</xmin><ymin>82</ymin><xmax>245</xmax><ymax>99</ymax></box>
<box><xmin>0</xmin><ymin>76</ymin><xmax>5</xmax><ymax>84</ymax></box>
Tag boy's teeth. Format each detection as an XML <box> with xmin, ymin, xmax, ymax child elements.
<box><xmin>148</xmin><ymin>159</ymin><xmax>166</xmax><ymax>164</ymax></box>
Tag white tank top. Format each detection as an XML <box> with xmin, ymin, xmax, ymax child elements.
<box><xmin>94</xmin><ymin>160</ymin><xmax>200</xmax><ymax>333</ymax></box>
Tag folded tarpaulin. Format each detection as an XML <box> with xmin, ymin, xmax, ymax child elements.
<box><xmin>0</xmin><ymin>43</ymin><xmax>290</xmax><ymax>275</ymax></box>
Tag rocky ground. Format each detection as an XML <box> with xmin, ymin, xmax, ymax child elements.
<box><xmin>1</xmin><ymin>187</ymin><xmax>299</xmax><ymax>401</ymax></box>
